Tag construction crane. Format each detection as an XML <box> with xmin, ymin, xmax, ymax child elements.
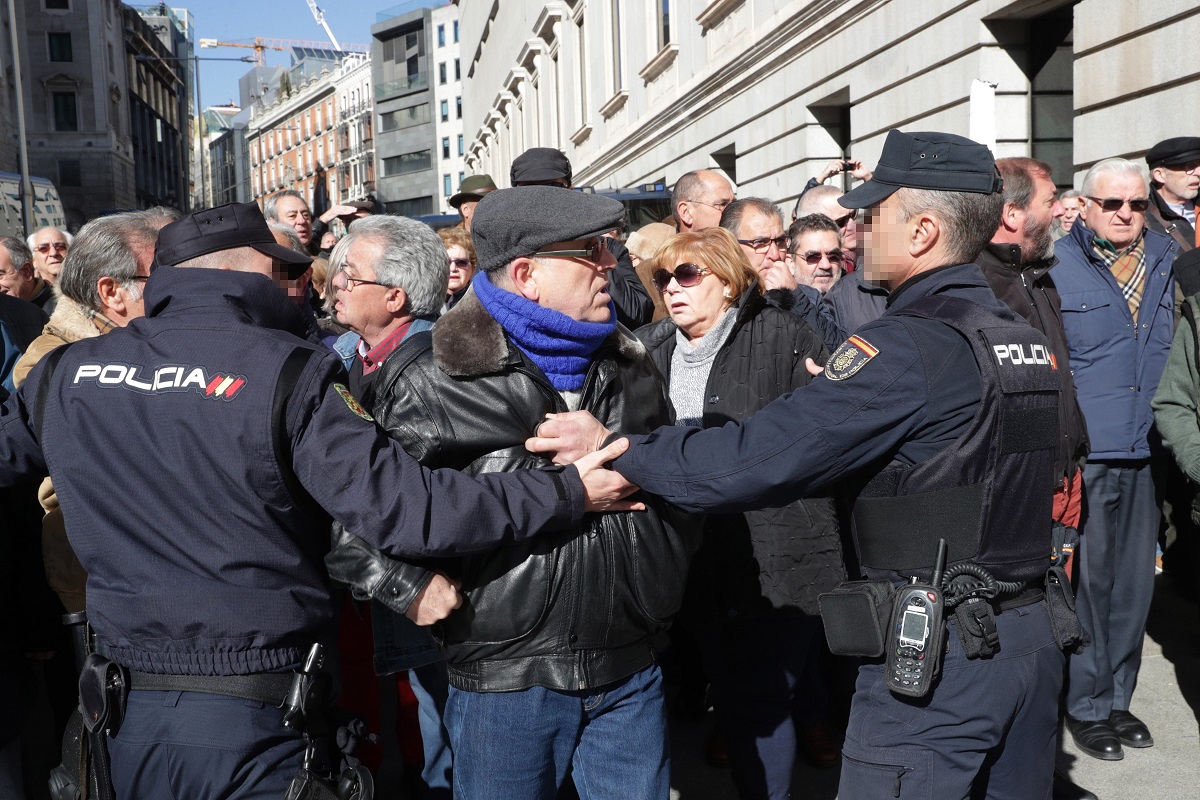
<box><xmin>305</xmin><ymin>0</ymin><xmax>342</xmax><ymax>51</ymax></box>
<box><xmin>199</xmin><ymin>37</ymin><xmax>370</xmax><ymax>67</ymax></box>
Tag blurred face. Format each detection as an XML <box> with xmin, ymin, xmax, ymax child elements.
<box><xmin>1081</xmin><ymin>172</ymin><xmax>1148</xmax><ymax>250</ymax></box>
<box><xmin>1018</xmin><ymin>174</ymin><xmax>1065</xmax><ymax>262</ymax></box>
<box><xmin>528</xmin><ymin>238</ymin><xmax>616</xmax><ymax>323</ymax></box>
<box><xmin>736</xmin><ymin>210</ymin><xmax>792</xmax><ymax>290</ymax></box>
<box><xmin>458</xmin><ymin>199</ymin><xmax>480</xmax><ymax>231</ymax></box>
<box><xmin>0</xmin><ymin>248</ymin><xmax>35</xmax><ymax>299</ymax></box>
<box><xmin>31</xmin><ymin>227</ymin><xmax>68</xmax><ymax>285</ymax></box>
<box><xmin>446</xmin><ymin>244</ymin><xmax>474</xmax><ymax>294</ymax></box>
<box><xmin>659</xmin><ymin>258</ymin><xmax>730</xmax><ymax>341</ymax></box>
<box><xmin>274</xmin><ymin>196</ymin><xmax>313</xmax><ymax>246</ymax></box>
<box><xmin>272</xmin><ymin>230</ymin><xmax>310</xmax><ymax>305</ymax></box>
<box><xmin>1153</xmin><ymin>160</ymin><xmax>1200</xmax><ymax>205</ymax></box>
<box><xmin>1060</xmin><ymin>196</ymin><xmax>1084</xmax><ymax>232</ymax></box>
<box><xmin>331</xmin><ymin>236</ymin><xmax>393</xmax><ymax>341</ymax></box>
<box><xmin>860</xmin><ymin>194</ymin><xmax>911</xmax><ymax>289</ymax></box>
<box><xmin>789</xmin><ymin>229</ymin><xmax>844</xmax><ymax>293</ymax></box>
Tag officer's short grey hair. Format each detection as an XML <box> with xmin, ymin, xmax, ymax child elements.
<box><xmin>264</xmin><ymin>189</ymin><xmax>308</xmax><ymax>222</ymax></box>
<box><xmin>720</xmin><ymin>197</ymin><xmax>783</xmax><ymax>236</ymax></box>
<box><xmin>26</xmin><ymin>226</ymin><xmax>73</xmax><ymax>251</ymax></box>
<box><xmin>58</xmin><ymin>214</ymin><xmax>158</xmax><ymax>310</ymax></box>
<box><xmin>0</xmin><ymin>237</ymin><xmax>32</xmax><ymax>271</ymax></box>
<box><xmin>1081</xmin><ymin>158</ymin><xmax>1147</xmax><ymax>198</ymax></box>
<box><xmin>344</xmin><ymin>216</ymin><xmax>449</xmax><ymax>317</ymax></box>
<box><xmin>895</xmin><ymin>187</ymin><xmax>1005</xmax><ymax>265</ymax></box>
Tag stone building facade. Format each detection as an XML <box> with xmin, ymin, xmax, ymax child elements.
<box><xmin>459</xmin><ymin>0</ymin><xmax>1200</xmax><ymax>201</ymax></box>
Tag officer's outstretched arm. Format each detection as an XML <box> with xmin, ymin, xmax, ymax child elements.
<box><xmin>0</xmin><ymin>380</ymin><xmax>48</xmax><ymax>484</ymax></box>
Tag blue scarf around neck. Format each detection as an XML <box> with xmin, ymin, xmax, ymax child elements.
<box><xmin>472</xmin><ymin>271</ymin><xmax>616</xmax><ymax>391</ymax></box>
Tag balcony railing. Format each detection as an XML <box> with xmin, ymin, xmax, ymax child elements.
<box><xmin>339</xmin><ymin>100</ymin><xmax>372</xmax><ymax>122</ymax></box>
<box><xmin>375</xmin><ymin>72</ymin><xmax>427</xmax><ymax>102</ymax></box>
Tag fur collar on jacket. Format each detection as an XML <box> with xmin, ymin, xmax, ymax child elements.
<box><xmin>432</xmin><ymin>285</ymin><xmax>644</xmax><ymax>378</ymax></box>
<box><xmin>44</xmin><ymin>295</ymin><xmax>109</xmax><ymax>344</ymax></box>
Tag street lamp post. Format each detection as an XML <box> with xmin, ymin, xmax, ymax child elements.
<box><xmin>7</xmin><ymin>0</ymin><xmax>34</xmax><ymax>234</ymax></box>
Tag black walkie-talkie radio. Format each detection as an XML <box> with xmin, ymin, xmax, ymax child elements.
<box><xmin>886</xmin><ymin>540</ymin><xmax>948</xmax><ymax>698</ymax></box>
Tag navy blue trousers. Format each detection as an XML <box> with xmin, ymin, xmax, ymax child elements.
<box><xmin>109</xmin><ymin>690</ymin><xmax>304</xmax><ymax>799</ymax></box>
<box><xmin>839</xmin><ymin>602</ymin><xmax>1064</xmax><ymax>800</ymax></box>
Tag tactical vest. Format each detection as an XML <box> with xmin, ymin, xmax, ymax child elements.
<box><xmin>851</xmin><ymin>296</ymin><xmax>1060</xmax><ymax>584</ymax></box>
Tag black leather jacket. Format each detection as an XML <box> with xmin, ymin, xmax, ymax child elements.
<box><xmin>327</xmin><ymin>290</ymin><xmax>700</xmax><ymax>693</ymax></box>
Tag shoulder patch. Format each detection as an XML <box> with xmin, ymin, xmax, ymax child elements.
<box><xmin>824</xmin><ymin>335</ymin><xmax>879</xmax><ymax>381</ymax></box>
<box><xmin>333</xmin><ymin>383</ymin><xmax>374</xmax><ymax>422</ymax></box>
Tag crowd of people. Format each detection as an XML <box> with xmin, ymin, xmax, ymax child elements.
<box><xmin>0</xmin><ymin>131</ymin><xmax>1197</xmax><ymax>800</ymax></box>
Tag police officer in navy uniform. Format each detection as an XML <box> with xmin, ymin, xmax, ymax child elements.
<box><xmin>529</xmin><ymin>131</ymin><xmax>1070</xmax><ymax>798</ymax></box>
<box><xmin>0</xmin><ymin>202</ymin><xmax>634</xmax><ymax>800</ymax></box>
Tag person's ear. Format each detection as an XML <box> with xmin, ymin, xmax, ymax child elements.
<box><xmin>508</xmin><ymin>258</ymin><xmax>539</xmax><ymax>302</ymax></box>
<box><xmin>1000</xmin><ymin>201</ymin><xmax>1022</xmax><ymax>234</ymax></box>
<box><xmin>909</xmin><ymin>212</ymin><xmax>940</xmax><ymax>257</ymax></box>
<box><xmin>95</xmin><ymin>276</ymin><xmax>127</xmax><ymax>315</ymax></box>
<box><xmin>384</xmin><ymin>286</ymin><xmax>409</xmax><ymax>315</ymax></box>
<box><xmin>676</xmin><ymin>202</ymin><xmax>694</xmax><ymax>229</ymax></box>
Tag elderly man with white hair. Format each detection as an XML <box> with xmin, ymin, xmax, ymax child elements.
<box><xmin>1053</xmin><ymin>157</ymin><xmax>1178</xmax><ymax>762</ymax></box>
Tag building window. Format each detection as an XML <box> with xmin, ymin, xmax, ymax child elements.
<box><xmin>59</xmin><ymin>159</ymin><xmax>81</xmax><ymax>187</ymax></box>
<box><xmin>457</xmin><ymin>134</ymin><xmax>463</xmax><ymax>156</ymax></box>
<box><xmin>443</xmin><ymin>174</ymin><xmax>451</xmax><ymax>196</ymax></box>
<box><xmin>382</xmin><ymin>150</ymin><xmax>432</xmax><ymax>177</ymax></box>
<box><xmin>439</xmin><ymin>63</ymin><xmax>447</xmax><ymax>85</ymax></box>
<box><xmin>442</xmin><ymin>137</ymin><xmax>450</xmax><ymax>159</ymax></box>
<box><xmin>456</xmin><ymin>97</ymin><xmax>462</xmax><ymax>119</ymax></box>
<box><xmin>458</xmin><ymin>171</ymin><xmax>465</xmax><ymax>185</ymax></box>
<box><xmin>392</xmin><ymin>196</ymin><xmax>433</xmax><ymax>216</ymax></box>
<box><xmin>437</xmin><ymin>24</ymin><xmax>445</xmax><ymax>47</ymax></box>
<box><xmin>379</xmin><ymin>103</ymin><xmax>430</xmax><ymax>132</ymax></box>
<box><xmin>610</xmin><ymin>0</ymin><xmax>623</xmax><ymax>92</ymax></box>
<box><xmin>48</xmin><ymin>32</ymin><xmax>72</xmax><ymax>62</ymax></box>
<box><xmin>576</xmin><ymin>15</ymin><xmax>588</xmax><ymax>122</ymax></box>
<box><xmin>656</xmin><ymin>0</ymin><xmax>671</xmax><ymax>51</ymax></box>
<box><xmin>454</xmin><ymin>59</ymin><xmax>460</xmax><ymax>81</ymax></box>
<box><xmin>52</xmin><ymin>92</ymin><xmax>77</xmax><ymax>131</ymax></box>
<box><xmin>440</xmin><ymin>99</ymin><xmax>449</xmax><ymax>122</ymax></box>
<box><xmin>453</xmin><ymin>21</ymin><xmax>459</xmax><ymax>43</ymax></box>
<box><xmin>44</xmin><ymin>0</ymin><xmax>69</xmax><ymax>8</ymax></box>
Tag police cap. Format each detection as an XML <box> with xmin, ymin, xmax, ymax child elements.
<box><xmin>471</xmin><ymin>186</ymin><xmax>624</xmax><ymax>273</ymax></box>
<box><xmin>155</xmin><ymin>202</ymin><xmax>314</xmax><ymax>279</ymax></box>
<box><xmin>839</xmin><ymin>130</ymin><xmax>1004</xmax><ymax>209</ymax></box>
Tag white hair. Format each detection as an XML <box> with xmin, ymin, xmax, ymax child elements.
<box><xmin>27</xmin><ymin>226</ymin><xmax>73</xmax><ymax>250</ymax></box>
<box><xmin>1081</xmin><ymin>158</ymin><xmax>1147</xmax><ymax>197</ymax></box>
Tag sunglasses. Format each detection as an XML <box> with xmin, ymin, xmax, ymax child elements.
<box><xmin>1086</xmin><ymin>196</ymin><xmax>1149</xmax><ymax>213</ymax></box>
<box><xmin>737</xmin><ymin>236</ymin><xmax>789</xmax><ymax>254</ymax></box>
<box><xmin>652</xmin><ymin>262</ymin><xmax>711</xmax><ymax>292</ymax></box>
<box><xmin>794</xmin><ymin>249</ymin><xmax>844</xmax><ymax>266</ymax></box>
<box><xmin>529</xmin><ymin>238</ymin><xmax>608</xmax><ymax>263</ymax></box>
<box><xmin>448</xmin><ymin>257</ymin><xmax>473</xmax><ymax>269</ymax></box>
<box><xmin>36</xmin><ymin>242</ymin><xmax>68</xmax><ymax>253</ymax></box>
<box><xmin>832</xmin><ymin>210</ymin><xmax>858</xmax><ymax>228</ymax></box>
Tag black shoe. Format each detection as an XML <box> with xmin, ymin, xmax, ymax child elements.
<box><xmin>1109</xmin><ymin>709</ymin><xmax>1154</xmax><ymax>748</ymax></box>
<box><xmin>1065</xmin><ymin>716</ymin><xmax>1124</xmax><ymax>761</ymax></box>
<box><xmin>1052</xmin><ymin>768</ymin><xmax>1098</xmax><ymax>800</ymax></box>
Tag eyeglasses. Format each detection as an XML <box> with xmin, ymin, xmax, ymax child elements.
<box><xmin>737</xmin><ymin>236</ymin><xmax>789</xmax><ymax>254</ymax></box>
<box><xmin>130</xmin><ymin>275</ymin><xmax>150</xmax><ymax>282</ymax></box>
<box><xmin>334</xmin><ymin>271</ymin><xmax>390</xmax><ymax>291</ymax></box>
<box><xmin>832</xmin><ymin>210</ymin><xmax>858</xmax><ymax>229</ymax></box>
<box><xmin>529</xmin><ymin>238</ymin><xmax>608</xmax><ymax>263</ymax></box>
<box><xmin>652</xmin><ymin>262</ymin><xmax>711</xmax><ymax>292</ymax></box>
<box><xmin>1163</xmin><ymin>160</ymin><xmax>1200</xmax><ymax>174</ymax></box>
<box><xmin>36</xmin><ymin>242</ymin><xmax>68</xmax><ymax>254</ymax></box>
<box><xmin>794</xmin><ymin>249</ymin><xmax>844</xmax><ymax>266</ymax></box>
<box><xmin>448</xmin><ymin>257</ymin><xmax>473</xmax><ymax>269</ymax></box>
<box><xmin>1085</xmin><ymin>196</ymin><xmax>1149</xmax><ymax>213</ymax></box>
<box><xmin>692</xmin><ymin>198</ymin><xmax>734</xmax><ymax>212</ymax></box>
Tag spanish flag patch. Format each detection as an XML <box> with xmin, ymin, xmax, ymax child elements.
<box><xmin>824</xmin><ymin>335</ymin><xmax>879</xmax><ymax>381</ymax></box>
<box><xmin>334</xmin><ymin>383</ymin><xmax>374</xmax><ymax>422</ymax></box>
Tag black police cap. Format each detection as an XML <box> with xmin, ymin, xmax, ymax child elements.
<box><xmin>154</xmin><ymin>202</ymin><xmax>313</xmax><ymax>280</ymax></box>
<box><xmin>839</xmin><ymin>130</ymin><xmax>1004</xmax><ymax>209</ymax></box>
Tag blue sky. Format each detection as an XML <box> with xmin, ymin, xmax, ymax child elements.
<box><xmin>187</xmin><ymin>1</ymin><xmax>408</xmax><ymax>108</ymax></box>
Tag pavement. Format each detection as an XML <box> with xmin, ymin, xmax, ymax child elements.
<box><xmin>666</xmin><ymin>573</ymin><xmax>1200</xmax><ymax>799</ymax></box>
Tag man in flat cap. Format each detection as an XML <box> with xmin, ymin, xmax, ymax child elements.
<box><xmin>449</xmin><ymin>173</ymin><xmax>497</xmax><ymax>233</ymax></box>
<box><xmin>1146</xmin><ymin>136</ymin><xmax>1200</xmax><ymax>294</ymax></box>
<box><xmin>0</xmin><ymin>201</ymin><xmax>634</xmax><ymax>799</ymax></box>
<box><xmin>531</xmin><ymin>130</ymin><xmax>1078</xmax><ymax>798</ymax></box>
<box><xmin>328</xmin><ymin>185</ymin><xmax>699</xmax><ymax>798</ymax></box>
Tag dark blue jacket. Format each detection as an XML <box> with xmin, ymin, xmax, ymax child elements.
<box><xmin>0</xmin><ymin>267</ymin><xmax>582</xmax><ymax>676</ymax></box>
<box><xmin>1052</xmin><ymin>223</ymin><xmax>1177</xmax><ymax>459</ymax></box>
<box><xmin>0</xmin><ymin>295</ymin><xmax>48</xmax><ymax>396</ymax></box>
<box><xmin>612</xmin><ymin>264</ymin><xmax>1018</xmax><ymax>513</ymax></box>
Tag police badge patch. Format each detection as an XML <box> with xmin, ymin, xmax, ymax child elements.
<box><xmin>824</xmin><ymin>335</ymin><xmax>879</xmax><ymax>381</ymax></box>
<box><xmin>333</xmin><ymin>383</ymin><xmax>374</xmax><ymax>421</ymax></box>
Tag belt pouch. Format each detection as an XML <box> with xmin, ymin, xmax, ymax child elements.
<box><xmin>1044</xmin><ymin>565</ymin><xmax>1089</xmax><ymax>651</ymax></box>
<box><xmin>818</xmin><ymin>580</ymin><xmax>894</xmax><ymax>657</ymax></box>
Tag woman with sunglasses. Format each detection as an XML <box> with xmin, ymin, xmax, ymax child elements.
<box><xmin>636</xmin><ymin>226</ymin><xmax>847</xmax><ymax>797</ymax></box>
<box><xmin>437</xmin><ymin>225</ymin><xmax>477</xmax><ymax>310</ymax></box>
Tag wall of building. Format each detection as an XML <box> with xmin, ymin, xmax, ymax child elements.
<box><xmin>460</xmin><ymin>0</ymin><xmax>1200</xmax><ymax>203</ymax></box>
<box><xmin>334</xmin><ymin>53</ymin><xmax>375</xmax><ymax>204</ymax></box>
<box><xmin>430</xmin><ymin>2</ymin><xmax>464</xmax><ymax>211</ymax></box>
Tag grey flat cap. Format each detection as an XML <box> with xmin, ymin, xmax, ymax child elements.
<box><xmin>471</xmin><ymin>186</ymin><xmax>624</xmax><ymax>272</ymax></box>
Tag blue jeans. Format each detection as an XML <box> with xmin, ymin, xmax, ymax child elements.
<box><xmin>444</xmin><ymin>666</ymin><xmax>669</xmax><ymax>800</ymax></box>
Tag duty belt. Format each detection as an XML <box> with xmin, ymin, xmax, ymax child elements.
<box><xmin>127</xmin><ymin>670</ymin><xmax>293</xmax><ymax>706</ymax></box>
<box><xmin>992</xmin><ymin>584</ymin><xmax>1044</xmax><ymax>613</ymax></box>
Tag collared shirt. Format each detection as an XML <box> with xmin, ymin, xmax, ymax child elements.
<box><xmin>356</xmin><ymin>320</ymin><xmax>413</xmax><ymax>376</ymax></box>
<box><xmin>1165</xmin><ymin>199</ymin><xmax>1196</xmax><ymax>228</ymax></box>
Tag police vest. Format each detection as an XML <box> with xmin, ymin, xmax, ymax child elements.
<box><xmin>851</xmin><ymin>296</ymin><xmax>1060</xmax><ymax>584</ymax></box>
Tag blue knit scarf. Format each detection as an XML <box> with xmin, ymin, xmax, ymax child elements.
<box><xmin>472</xmin><ymin>272</ymin><xmax>616</xmax><ymax>391</ymax></box>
